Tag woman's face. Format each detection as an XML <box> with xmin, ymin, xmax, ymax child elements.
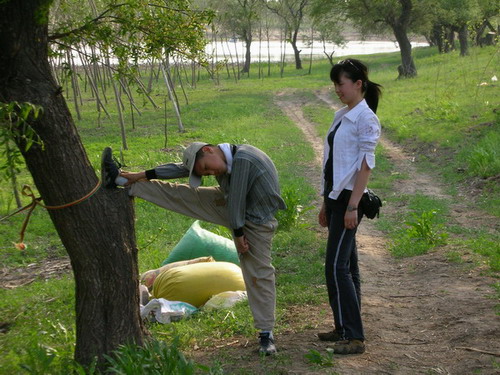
<box><xmin>334</xmin><ymin>73</ymin><xmax>363</xmax><ymax>108</ymax></box>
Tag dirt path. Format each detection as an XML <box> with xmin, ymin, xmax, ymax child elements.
<box><xmin>193</xmin><ymin>89</ymin><xmax>499</xmax><ymax>374</ymax></box>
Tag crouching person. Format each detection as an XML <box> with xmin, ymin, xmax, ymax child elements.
<box><xmin>101</xmin><ymin>142</ymin><xmax>286</xmax><ymax>355</ymax></box>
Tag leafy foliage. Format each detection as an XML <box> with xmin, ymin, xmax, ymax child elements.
<box><xmin>390</xmin><ymin>210</ymin><xmax>448</xmax><ymax>257</ymax></box>
<box><xmin>304</xmin><ymin>348</ymin><xmax>336</xmax><ymax>368</ymax></box>
<box><xmin>0</xmin><ymin>102</ymin><xmax>43</xmax><ymax>181</ymax></box>
<box><xmin>276</xmin><ymin>186</ymin><xmax>313</xmax><ymax>231</ymax></box>
<box><xmin>49</xmin><ymin>0</ymin><xmax>215</xmax><ymax>71</ymax></box>
<box><xmin>103</xmin><ymin>338</ymin><xmax>218</xmax><ymax>374</ymax></box>
<box><xmin>405</xmin><ymin>210</ymin><xmax>448</xmax><ymax>245</ymax></box>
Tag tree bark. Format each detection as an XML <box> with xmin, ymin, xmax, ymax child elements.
<box><xmin>391</xmin><ymin>0</ymin><xmax>417</xmax><ymax>78</ymax></box>
<box><xmin>264</xmin><ymin>0</ymin><xmax>306</xmax><ymax>70</ymax></box>
<box><xmin>0</xmin><ymin>0</ymin><xmax>144</xmax><ymax>367</ymax></box>
<box><xmin>393</xmin><ymin>23</ymin><xmax>417</xmax><ymax>78</ymax></box>
<box><xmin>458</xmin><ymin>24</ymin><xmax>469</xmax><ymax>56</ymax></box>
<box><xmin>444</xmin><ymin>28</ymin><xmax>455</xmax><ymax>53</ymax></box>
<box><xmin>431</xmin><ymin>24</ymin><xmax>445</xmax><ymax>53</ymax></box>
<box><xmin>241</xmin><ymin>33</ymin><xmax>252</xmax><ymax>74</ymax></box>
<box><xmin>290</xmin><ymin>28</ymin><xmax>303</xmax><ymax>70</ymax></box>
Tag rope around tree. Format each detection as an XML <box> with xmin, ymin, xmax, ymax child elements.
<box><xmin>0</xmin><ymin>181</ymin><xmax>102</xmax><ymax>250</ymax></box>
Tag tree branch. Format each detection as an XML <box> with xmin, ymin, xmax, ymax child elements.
<box><xmin>455</xmin><ymin>347</ymin><xmax>500</xmax><ymax>357</ymax></box>
<box><xmin>49</xmin><ymin>3</ymin><xmax>127</xmax><ymax>41</ymax></box>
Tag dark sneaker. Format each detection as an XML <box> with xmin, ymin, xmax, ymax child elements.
<box><xmin>258</xmin><ymin>332</ymin><xmax>277</xmax><ymax>356</ymax></box>
<box><xmin>329</xmin><ymin>339</ymin><xmax>365</xmax><ymax>354</ymax></box>
<box><xmin>101</xmin><ymin>147</ymin><xmax>121</xmax><ymax>189</ymax></box>
<box><xmin>318</xmin><ymin>330</ymin><xmax>343</xmax><ymax>342</ymax></box>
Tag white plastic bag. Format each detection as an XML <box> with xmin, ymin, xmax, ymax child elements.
<box><xmin>203</xmin><ymin>291</ymin><xmax>247</xmax><ymax>310</ymax></box>
<box><xmin>140</xmin><ymin>298</ymin><xmax>197</xmax><ymax>324</ymax></box>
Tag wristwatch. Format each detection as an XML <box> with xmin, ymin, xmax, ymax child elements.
<box><xmin>347</xmin><ymin>205</ymin><xmax>357</xmax><ymax>212</ymax></box>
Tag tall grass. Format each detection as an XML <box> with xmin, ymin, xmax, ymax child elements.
<box><xmin>462</xmin><ymin>128</ymin><xmax>500</xmax><ymax>178</ymax></box>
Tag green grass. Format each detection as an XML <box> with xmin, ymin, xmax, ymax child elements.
<box><xmin>0</xmin><ymin>276</ymin><xmax>76</xmax><ymax>373</ymax></box>
<box><xmin>1</xmin><ymin>45</ymin><xmax>499</xmax><ymax>373</ymax></box>
<box><xmin>463</xmin><ymin>234</ymin><xmax>500</xmax><ymax>272</ymax></box>
<box><xmin>460</xmin><ymin>127</ymin><xmax>500</xmax><ymax>178</ymax></box>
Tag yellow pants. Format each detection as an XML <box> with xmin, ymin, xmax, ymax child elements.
<box><xmin>129</xmin><ymin>180</ymin><xmax>277</xmax><ymax>331</ymax></box>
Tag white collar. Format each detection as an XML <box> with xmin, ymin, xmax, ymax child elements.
<box><xmin>218</xmin><ymin>143</ymin><xmax>233</xmax><ymax>174</ymax></box>
<box><xmin>343</xmin><ymin>99</ymin><xmax>369</xmax><ymax>123</ymax></box>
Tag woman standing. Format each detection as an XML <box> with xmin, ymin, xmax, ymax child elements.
<box><xmin>318</xmin><ymin>59</ymin><xmax>382</xmax><ymax>354</ymax></box>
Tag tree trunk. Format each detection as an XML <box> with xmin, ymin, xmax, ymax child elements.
<box><xmin>160</xmin><ymin>61</ymin><xmax>184</xmax><ymax>132</ymax></box>
<box><xmin>8</xmin><ymin>152</ymin><xmax>23</xmax><ymax>208</ymax></box>
<box><xmin>475</xmin><ymin>19</ymin><xmax>496</xmax><ymax>47</ymax></box>
<box><xmin>458</xmin><ymin>24</ymin><xmax>469</xmax><ymax>56</ymax></box>
<box><xmin>107</xmin><ymin>59</ymin><xmax>128</xmax><ymax>150</ymax></box>
<box><xmin>0</xmin><ymin>0</ymin><xmax>144</xmax><ymax>367</ymax></box>
<box><xmin>241</xmin><ymin>36</ymin><xmax>252</xmax><ymax>74</ymax></box>
<box><xmin>308</xmin><ymin>27</ymin><xmax>313</xmax><ymax>75</ymax></box>
<box><xmin>444</xmin><ymin>29</ymin><xmax>455</xmax><ymax>53</ymax></box>
<box><xmin>391</xmin><ymin>0</ymin><xmax>417</xmax><ymax>78</ymax></box>
<box><xmin>431</xmin><ymin>24</ymin><xmax>444</xmax><ymax>53</ymax></box>
<box><xmin>290</xmin><ymin>29</ymin><xmax>302</xmax><ymax>70</ymax></box>
<box><xmin>393</xmin><ymin>24</ymin><xmax>417</xmax><ymax>78</ymax></box>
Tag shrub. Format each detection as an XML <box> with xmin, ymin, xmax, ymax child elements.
<box><xmin>465</xmin><ymin>130</ymin><xmax>500</xmax><ymax>178</ymax></box>
<box><xmin>389</xmin><ymin>210</ymin><xmax>448</xmax><ymax>257</ymax></box>
<box><xmin>104</xmin><ymin>339</ymin><xmax>198</xmax><ymax>374</ymax></box>
<box><xmin>276</xmin><ymin>186</ymin><xmax>312</xmax><ymax>231</ymax></box>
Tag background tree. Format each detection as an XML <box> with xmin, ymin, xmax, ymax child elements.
<box><xmin>0</xmin><ymin>0</ymin><xmax>211</xmax><ymax>367</ymax></box>
<box><xmin>309</xmin><ymin>0</ymin><xmax>346</xmax><ymax>65</ymax></box>
<box><xmin>428</xmin><ymin>0</ymin><xmax>497</xmax><ymax>55</ymax></box>
<box><xmin>473</xmin><ymin>0</ymin><xmax>499</xmax><ymax>46</ymax></box>
<box><xmin>428</xmin><ymin>5</ymin><xmax>456</xmax><ymax>53</ymax></box>
<box><xmin>210</xmin><ymin>0</ymin><xmax>263</xmax><ymax>74</ymax></box>
<box><xmin>264</xmin><ymin>0</ymin><xmax>310</xmax><ymax>69</ymax></box>
<box><xmin>336</xmin><ymin>0</ymin><xmax>433</xmax><ymax>78</ymax></box>
<box><xmin>431</xmin><ymin>0</ymin><xmax>481</xmax><ymax>56</ymax></box>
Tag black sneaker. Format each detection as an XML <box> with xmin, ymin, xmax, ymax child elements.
<box><xmin>258</xmin><ymin>332</ymin><xmax>277</xmax><ymax>356</ymax></box>
<box><xmin>101</xmin><ymin>147</ymin><xmax>121</xmax><ymax>189</ymax></box>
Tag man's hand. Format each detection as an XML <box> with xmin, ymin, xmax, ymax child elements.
<box><xmin>120</xmin><ymin>171</ymin><xmax>146</xmax><ymax>186</ymax></box>
<box><xmin>234</xmin><ymin>235</ymin><xmax>249</xmax><ymax>254</ymax></box>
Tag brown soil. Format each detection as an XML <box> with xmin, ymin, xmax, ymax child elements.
<box><xmin>1</xmin><ymin>257</ymin><xmax>71</xmax><ymax>289</ymax></box>
<box><xmin>1</xmin><ymin>89</ymin><xmax>498</xmax><ymax>374</ymax></box>
<box><xmin>190</xmin><ymin>89</ymin><xmax>499</xmax><ymax>374</ymax></box>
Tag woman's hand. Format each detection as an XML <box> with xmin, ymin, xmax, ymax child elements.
<box><xmin>319</xmin><ymin>203</ymin><xmax>328</xmax><ymax>228</ymax></box>
<box><xmin>234</xmin><ymin>235</ymin><xmax>249</xmax><ymax>254</ymax></box>
<box><xmin>120</xmin><ymin>171</ymin><xmax>146</xmax><ymax>186</ymax></box>
<box><xmin>344</xmin><ymin>210</ymin><xmax>358</xmax><ymax>230</ymax></box>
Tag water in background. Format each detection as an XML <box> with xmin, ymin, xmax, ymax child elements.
<box><xmin>205</xmin><ymin>40</ymin><xmax>429</xmax><ymax>63</ymax></box>
<box><xmin>65</xmin><ymin>39</ymin><xmax>429</xmax><ymax>66</ymax></box>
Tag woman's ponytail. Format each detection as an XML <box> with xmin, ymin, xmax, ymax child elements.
<box><xmin>364</xmin><ymin>80</ymin><xmax>382</xmax><ymax>114</ymax></box>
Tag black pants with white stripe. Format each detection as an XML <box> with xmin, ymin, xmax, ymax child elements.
<box><xmin>324</xmin><ymin>189</ymin><xmax>364</xmax><ymax>341</ymax></box>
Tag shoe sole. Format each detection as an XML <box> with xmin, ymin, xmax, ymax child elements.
<box><xmin>318</xmin><ymin>333</ymin><xmax>343</xmax><ymax>342</ymax></box>
<box><xmin>101</xmin><ymin>147</ymin><xmax>117</xmax><ymax>189</ymax></box>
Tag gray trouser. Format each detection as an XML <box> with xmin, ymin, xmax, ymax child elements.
<box><xmin>129</xmin><ymin>180</ymin><xmax>277</xmax><ymax>331</ymax></box>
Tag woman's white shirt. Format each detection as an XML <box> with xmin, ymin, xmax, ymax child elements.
<box><xmin>322</xmin><ymin>99</ymin><xmax>381</xmax><ymax>200</ymax></box>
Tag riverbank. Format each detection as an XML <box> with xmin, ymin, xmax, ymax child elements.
<box><xmin>205</xmin><ymin>38</ymin><xmax>429</xmax><ymax>63</ymax></box>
